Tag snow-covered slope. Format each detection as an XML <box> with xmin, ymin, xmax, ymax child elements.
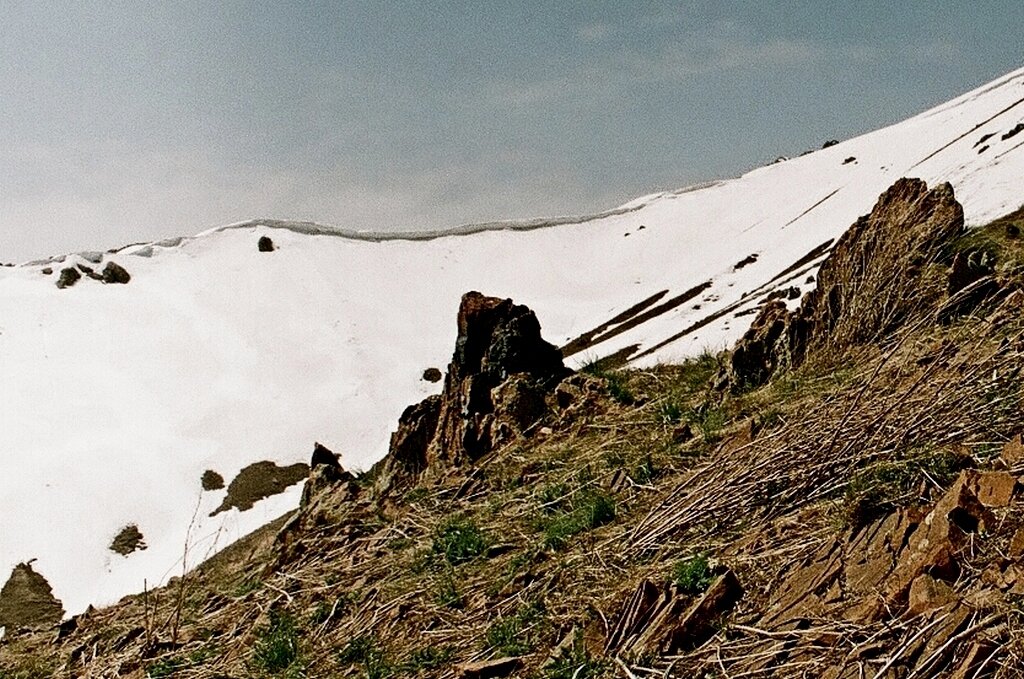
<box><xmin>2</xmin><ymin>66</ymin><xmax>1024</xmax><ymax>617</ymax></box>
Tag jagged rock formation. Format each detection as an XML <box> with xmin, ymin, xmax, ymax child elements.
<box><xmin>0</xmin><ymin>562</ymin><xmax>64</xmax><ymax>630</ymax></box>
<box><xmin>728</xmin><ymin>178</ymin><xmax>967</xmax><ymax>390</ymax></box>
<box><xmin>374</xmin><ymin>291</ymin><xmax>570</xmax><ymax>493</ymax></box>
<box><xmin>275</xmin><ymin>442</ymin><xmax>359</xmax><ymax>563</ymax></box>
<box><xmin>302</xmin><ymin>442</ymin><xmax>353</xmax><ymax>506</ymax></box>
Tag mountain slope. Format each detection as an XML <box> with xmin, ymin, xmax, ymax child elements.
<box><xmin>1</xmin><ymin>66</ymin><xmax>1024</xmax><ymax>616</ymax></box>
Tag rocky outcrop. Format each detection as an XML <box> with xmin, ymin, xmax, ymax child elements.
<box><xmin>607</xmin><ymin>569</ymin><xmax>743</xmax><ymax>656</ymax></box>
<box><xmin>765</xmin><ymin>469</ymin><xmax>1015</xmax><ymax>627</ymax></box>
<box><xmin>302</xmin><ymin>442</ymin><xmax>354</xmax><ymax>507</ymax></box>
<box><xmin>727</xmin><ymin>179</ymin><xmax>966</xmax><ymax>390</ymax></box>
<box><xmin>275</xmin><ymin>443</ymin><xmax>360</xmax><ymax>562</ymax></box>
<box><xmin>258</xmin><ymin>236</ymin><xmax>275</xmax><ymax>252</ymax></box>
<box><xmin>0</xmin><ymin>562</ymin><xmax>64</xmax><ymax>630</ymax></box>
<box><xmin>375</xmin><ymin>292</ymin><xmax>570</xmax><ymax>494</ymax></box>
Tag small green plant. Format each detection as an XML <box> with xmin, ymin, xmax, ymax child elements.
<box><xmin>631</xmin><ymin>454</ymin><xmax>658</xmax><ymax>484</ymax></box>
<box><xmin>147</xmin><ymin>656</ymin><xmax>186</xmax><ymax>678</ymax></box>
<box><xmin>606</xmin><ymin>373</ymin><xmax>636</xmax><ymax>405</ymax></box>
<box><xmin>252</xmin><ymin>610</ymin><xmax>303</xmax><ymax>674</ymax></box>
<box><xmin>542</xmin><ymin>490</ymin><xmax>616</xmax><ymax>549</ymax></box>
<box><xmin>673</xmin><ymin>553</ymin><xmax>714</xmax><ymax>595</ymax></box>
<box><xmin>685</xmin><ymin>403</ymin><xmax>728</xmax><ymax>444</ymax></box>
<box><xmin>581</xmin><ymin>360</ymin><xmax>636</xmax><ymax>405</ymax></box>
<box><xmin>339</xmin><ymin>636</ymin><xmax>393</xmax><ymax>679</ymax></box>
<box><xmin>660</xmin><ymin>398</ymin><xmax>684</xmax><ymax>424</ymax></box>
<box><xmin>485</xmin><ymin>602</ymin><xmax>545</xmax><ymax>656</ymax></box>
<box><xmin>403</xmin><ymin>645</ymin><xmax>455</xmax><ymax>672</ymax></box>
<box><xmin>432</xmin><ymin>516</ymin><xmax>490</xmax><ymax>565</ymax></box>
<box><xmin>403</xmin><ymin>487</ymin><xmax>430</xmax><ymax>504</ymax></box>
<box><xmin>434</xmin><ymin>568</ymin><xmax>464</xmax><ymax>608</ymax></box>
<box><xmin>232</xmin><ymin>572</ymin><xmax>262</xmax><ymax>598</ymax></box>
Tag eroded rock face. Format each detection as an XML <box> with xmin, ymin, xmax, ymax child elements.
<box><xmin>430</xmin><ymin>292</ymin><xmax>569</xmax><ymax>464</ymax></box>
<box><xmin>0</xmin><ymin>562</ymin><xmax>64</xmax><ymax>630</ymax></box>
<box><xmin>375</xmin><ymin>292</ymin><xmax>569</xmax><ymax>494</ymax></box>
<box><xmin>728</xmin><ymin>179</ymin><xmax>966</xmax><ymax>390</ymax></box>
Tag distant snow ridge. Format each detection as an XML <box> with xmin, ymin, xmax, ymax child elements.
<box><xmin>1</xmin><ymin>66</ymin><xmax>1024</xmax><ymax>617</ymax></box>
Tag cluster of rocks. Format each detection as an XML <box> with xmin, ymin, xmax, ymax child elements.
<box><xmin>54</xmin><ymin>260</ymin><xmax>131</xmax><ymax>289</ymax></box>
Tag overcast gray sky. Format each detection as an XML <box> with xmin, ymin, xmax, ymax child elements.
<box><xmin>1</xmin><ymin>2</ymin><xmax>1022</xmax><ymax>261</ymax></box>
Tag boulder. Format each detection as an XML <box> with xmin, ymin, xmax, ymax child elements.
<box><xmin>56</xmin><ymin>267</ymin><xmax>81</xmax><ymax>289</ymax></box>
<box><xmin>258</xmin><ymin>236</ymin><xmax>275</xmax><ymax>252</ymax></box>
<box><xmin>726</xmin><ymin>301</ymin><xmax>790</xmax><ymax>391</ymax></box>
<box><xmin>458</xmin><ymin>657</ymin><xmax>522</xmax><ymax>679</ymax></box>
<box><xmin>422</xmin><ymin>367</ymin><xmax>442</xmax><ymax>382</ymax></box>
<box><xmin>101</xmin><ymin>261</ymin><xmax>131</xmax><ymax>284</ymax></box>
<box><xmin>908</xmin><ymin>574</ymin><xmax>956</xmax><ymax>615</ymax></box>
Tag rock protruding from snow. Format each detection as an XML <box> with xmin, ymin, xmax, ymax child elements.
<box><xmin>0</xmin><ymin>562</ymin><xmax>64</xmax><ymax>630</ymax></box>
<box><xmin>101</xmin><ymin>261</ymin><xmax>131</xmax><ymax>284</ymax></box>
<box><xmin>56</xmin><ymin>267</ymin><xmax>81</xmax><ymax>289</ymax></box>
<box><xmin>728</xmin><ymin>178</ymin><xmax>966</xmax><ymax>389</ymax></box>
<box><xmin>375</xmin><ymin>292</ymin><xmax>569</xmax><ymax>493</ymax></box>
<box><xmin>258</xmin><ymin>236</ymin><xmax>275</xmax><ymax>252</ymax></box>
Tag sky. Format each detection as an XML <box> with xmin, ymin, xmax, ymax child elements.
<box><xmin>1</xmin><ymin>2</ymin><xmax>1022</xmax><ymax>262</ymax></box>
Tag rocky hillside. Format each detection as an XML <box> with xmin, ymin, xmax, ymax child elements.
<box><xmin>4</xmin><ymin>66</ymin><xmax>1024</xmax><ymax>618</ymax></box>
<box><xmin>4</xmin><ymin>179</ymin><xmax>1024</xmax><ymax>677</ymax></box>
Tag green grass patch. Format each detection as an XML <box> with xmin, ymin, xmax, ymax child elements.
<box><xmin>485</xmin><ymin>602</ymin><xmax>546</xmax><ymax>656</ymax></box>
<box><xmin>252</xmin><ymin>610</ymin><xmax>304</xmax><ymax>675</ymax></box>
<box><xmin>673</xmin><ymin>553</ymin><xmax>714</xmax><ymax>595</ymax></box>
<box><xmin>842</xmin><ymin>448</ymin><xmax>964</xmax><ymax>527</ymax></box>
<box><xmin>432</xmin><ymin>516</ymin><xmax>490</xmax><ymax>566</ymax></box>
<box><xmin>541</xmin><ymin>489</ymin><xmax>616</xmax><ymax>549</ymax></box>
<box><xmin>339</xmin><ymin>636</ymin><xmax>394</xmax><ymax>679</ymax></box>
<box><xmin>433</xmin><ymin>567</ymin><xmax>464</xmax><ymax>608</ymax></box>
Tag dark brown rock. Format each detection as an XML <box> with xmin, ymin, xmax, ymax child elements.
<box><xmin>375</xmin><ymin>292</ymin><xmax>569</xmax><ymax>495</ymax></box>
<box><xmin>258</xmin><ymin>235</ymin><xmax>275</xmax><ymax>252</ymax></box>
<box><xmin>0</xmin><ymin>562</ymin><xmax>64</xmax><ymax>630</ymax></box>
<box><xmin>302</xmin><ymin>442</ymin><xmax>354</xmax><ymax>506</ymax></box>
<box><xmin>727</xmin><ymin>301</ymin><xmax>790</xmax><ymax>391</ymax></box>
<box><xmin>56</xmin><ymin>267</ymin><xmax>81</xmax><ymax>289</ymax></box>
<box><xmin>422</xmin><ymin>367</ymin><xmax>442</xmax><ymax>382</ymax></box>
<box><xmin>211</xmin><ymin>460</ymin><xmax>310</xmax><ymax>515</ymax></box>
<box><xmin>109</xmin><ymin>524</ymin><xmax>147</xmax><ymax>556</ymax></box>
<box><xmin>201</xmin><ymin>469</ymin><xmax>224</xmax><ymax>491</ymax></box>
<box><xmin>101</xmin><ymin>261</ymin><xmax>131</xmax><ymax>284</ymax></box>
<box><xmin>372</xmin><ymin>395</ymin><xmax>442</xmax><ymax>494</ymax></box>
